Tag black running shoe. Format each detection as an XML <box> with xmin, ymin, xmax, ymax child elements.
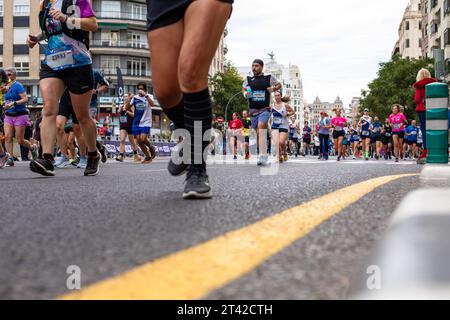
<box><xmin>183</xmin><ymin>165</ymin><xmax>212</xmax><ymax>199</ymax></box>
<box><xmin>30</xmin><ymin>158</ymin><xmax>55</xmax><ymax>176</ymax></box>
<box><xmin>168</xmin><ymin>147</ymin><xmax>188</xmax><ymax>176</ymax></box>
<box><xmin>98</xmin><ymin>144</ymin><xmax>107</xmax><ymax>163</ymax></box>
<box><xmin>84</xmin><ymin>152</ymin><xmax>100</xmax><ymax>176</ymax></box>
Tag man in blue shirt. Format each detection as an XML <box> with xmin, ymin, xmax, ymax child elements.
<box><xmin>405</xmin><ymin>120</ymin><xmax>418</xmax><ymax>160</ymax></box>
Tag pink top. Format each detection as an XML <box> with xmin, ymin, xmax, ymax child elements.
<box><xmin>331</xmin><ymin>117</ymin><xmax>347</xmax><ymax>131</ymax></box>
<box><xmin>389</xmin><ymin>113</ymin><xmax>407</xmax><ymax>132</ymax></box>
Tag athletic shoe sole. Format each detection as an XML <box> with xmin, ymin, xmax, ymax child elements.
<box><xmin>30</xmin><ymin>160</ymin><xmax>55</xmax><ymax>177</ymax></box>
<box><xmin>182</xmin><ymin>190</ymin><xmax>212</xmax><ymax>199</ymax></box>
<box><xmin>84</xmin><ymin>167</ymin><xmax>99</xmax><ymax>176</ymax></box>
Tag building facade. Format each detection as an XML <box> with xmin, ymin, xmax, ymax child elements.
<box><xmin>393</xmin><ymin>0</ymin><xmax>424</xmax><ymax>59</ymax></box>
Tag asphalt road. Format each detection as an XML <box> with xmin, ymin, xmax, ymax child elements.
<box><xmin>0</xmin><ymin>156</ymin><xmax>423</xmax><ymax>299</ymax></box>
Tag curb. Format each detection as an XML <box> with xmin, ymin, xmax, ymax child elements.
<box><xmin>420</xmin><ymin>164</ymin><xmax>450</xmax><ymax>181</ymax></box>
<box><xmin>352</xmin><ymin>188</ymin><xmax>450</xmax><ymax>300</ymax></box>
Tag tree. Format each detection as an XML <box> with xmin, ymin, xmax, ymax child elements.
<box><xmin>209</xmin><ymin>62</ymin><xmax>248</xmax><ymax>120</ymax></box>
<box><xmin>360</xmin><ymin>55</ymin><xmax>434</xmax><ymax>122</ymax></box>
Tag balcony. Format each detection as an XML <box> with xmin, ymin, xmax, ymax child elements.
<box><xmin>91</xmin><ymin>40</ymin><xmax>148</xmax><ymax>49</ymax></box>
<box><xmin>102</xmin><ymin>68</ymin><xmax>152</xmax><ymax>78</ymax></box>
<box><xmin>90</xmin><ymin>40</ymin><xmax>150</xmax><ymax>57</ymax></box>
<box><xmin>96</xmin><ymin>11</ymin><xmax>147</xmax><ymax>28</ymax></box>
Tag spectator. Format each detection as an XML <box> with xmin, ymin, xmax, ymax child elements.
<box><xmin>413</xmin><ymin>68</ymin><xmax>436</xmax><ymax>164</ymax></box>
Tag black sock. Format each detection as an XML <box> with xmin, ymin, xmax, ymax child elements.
<box><xmin>120</xmin><ymin>153</ymin><xmax>124</xmax><ymax>157</ymax></box>
<box><xmin>133</xmin><ymin>150</ymin><xmax>137</xmax><ymax>155</ymax></box>
<box><xmin>96</xmin><ymin>141</ymin><xmax>103</xmax><ymax>150</ymax></box>
<box><xmin>43</xmin><ymin>153</ymin><xmax>54</xmax><ymax>162</ymax></box>
<box><xmin>88</xmin><ymin>151</ymin><xmax>98</xmax><ymax>157</ymax></box>
<box><xmin>184</xmin><ymin>88</ymin><xmax>212</xmax><ymax>167</ymax></box>
<box><xmin>164</xmin><ymin>99</ymin><xmax>185</xmax><ymax>129</ymax></box>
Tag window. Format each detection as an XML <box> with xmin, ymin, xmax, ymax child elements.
<box><xmin>127</xmin><ymin>2</ymin><xmax>147</xmax><ymax>20</ymax></box>
<box><xmin>406</xmin><ymin>21</ymin><xmax>410</xmax><ymax>30</ymax></box>
<box><xmin>101</xmin><ymin>56</ymin><xmax>120</xmax><ymax>74</ymax></box>
<box><xmin>419</xmin><ymin>21</ymin><xmax>422</xmax><ymax>30</ymax></box>
<box><xmin>0</xmin><ymin>0</ymin><xmax>4</xmax><ymax>17</ymax></box>
<box><xmin>127</xmin><ymin>57</ymin><xmax>148</xmax><ymax>76</ymax></box>
<box><xmin>13</xmin><ymin>28</ymin><xmax>29</xmax><ymax>44</ymax></box>
<box><xmin>0</xmin><ymin>28</ymin><xmax>3</xmax><ymax>45</ymax></box>
<box><xmin>14</xmin><ymin>0</ymin><xmax>29</xmax><ymax>16</ymax></box>
<box><xmin>406</xmin><ymin>39</ymin><xmax>410</xmax><ymax>48</ymax></box>
<box><xmin>101</xmin><ymin>1</ymin><xmax>121</xmax><ymax>18</ymax></box>
<box><xmin>101</xmin><ymin>30</ymin><xmax>120</xmax><ymax>46</ymax></box>
<box><xmin>14</xmin><ymin>55</ymin><xmax>29</xmax><ymax>76</ymax></box>
<box><xmin>127</xmin><ymin>31</ymin><xmax>148</xmax><ymax>48</ymax></box>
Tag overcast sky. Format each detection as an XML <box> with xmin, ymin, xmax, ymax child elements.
<box><xmin>226</xmin><ymin>0</ymin><xmax>409</xmax><ymax>107</ymax></box>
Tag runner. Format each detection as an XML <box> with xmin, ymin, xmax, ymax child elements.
<box><xmin>241</xmin><ymin>110</ymin><xmax>251</xmax><ymax>160</ymax></box>
<box><xmin>388</xmin><ymin>104</ymin><xmax>408</xmax><ymax>163</ymax></box>
<box><xmin>27</xmin><ymin>0</ymin><xmax>100</xmax><ymax>176</ymax></box>
<box><xmin>128</xmin><ymin>83</ymin><xmax>156</xmax><ymax>164</ymax></box>
<box><xmin>302</xmin><ymin>121</ymin><xmax>312</xmax><ymax>156</ymax></box>
<box><xmin>228</xmin><ymin>112</ymin><xmax>243</xmax><ymax>160</ymax></box>
<box><xmin>116</xmin><ymin>93</ymin><xmax>140</xmax><ymax>162</ymax></box>
<box><xmin>243</xmin><ymin>59</ymin><xmax>282</xmax><ymax>166</ymax></box>
<box><xmin>318</xmin><ymin>111</ymin><xmax>331</xmax><ymax>160</ymax></box>
<box><xmin>349</xmin><ymin>127</ymin><xmax>361</xmax><ymax>159</ymax></box>
<box><xmin>342</xmin><ymin>127</ymin><xmax>350</xmax><ymax>158</ymax></box>
<box><xmin>370</xmin><ymin>116</ymin><xmax>383</xmax><ymax>160</ymax></box>
<box><xmin>148</xmin><ymin>0</ymin><xmax>233</xmax><ymax>199</ymax></box>
<box><xmin>0</xmin><ymin>68</ymin><xmax>10</xmax><ymax>168</ymax></box>
<box><xmin>405</xmin><ymin>120</ymin><xmax>418</xmax><ymax>160</ymax></box>
<box><xmin>271</xmin><ymin>92</ymin><xmax>295</xmax><ymax>163</ymax></box>
<box><xmin>53</xmin><ymin>89</ymin><xmax>87</xmax><ymax>168</ymax></box>
<box><xmin>358</xmin><ymin>108</ymin><xmax>372</xmax><ymax>161</ymax></box>
<box><xmin>381</xmin><ymin>119</ymin><xmax>393</xmax><ymax>160</ymax></box>
<box><xmin>288</xmin><ymin>116</ymin><xmax>300</xmax><ymax>157</ymax></box>
<box><xmin>331</xmin><ymin>108</ymin><xmax>347</xmax><ymax>161</ymax></box>
<box><xmin>3</xmin><ymin>68</ymin><xmax>37</xmax><ymax>167</ymax></box>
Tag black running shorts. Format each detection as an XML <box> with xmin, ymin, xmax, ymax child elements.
<box><xmin>147</xmin><ymin>0</ymin><xmax>234</xmax><ymax>31</ymax></box>
<box><xmin>58</xmin><ymin>90</ymin><xmax>79</xmax><ymax>124</ymax></box>
<box><xmin>40</xmin><ymin>64</ymin><xmax>94</xmax><ymax>95</ymax></box>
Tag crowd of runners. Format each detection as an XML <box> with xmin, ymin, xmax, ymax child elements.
<box><xmin>0</xmin><ymin>0</ymin><xmax>443</xmax><ymax>200</ymax></box>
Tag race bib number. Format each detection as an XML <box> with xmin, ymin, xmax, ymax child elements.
<box><xmin>362</xmin><ymin>130</ymin><xmax>370</xmax><ymax>136</ymax></box>
<box><xmin>411</xmin><ymin>130</ymin><xmax>417</xmax><ymax>135</ymax></box>
<box><xmin>119</xmin><ymin>115</ymin><xmax>128</xmax><ymax>123</ymax></box>
<box><xmin>273</xmin><ymin>117</ymin><xmax>282</xmax><ymax>125</ymax></box>
<box><xmin>385</xmin><ymin>133</ymin><xmax>391</xmax><ymax>137</ymax></box>
<box><xmin>46</xmin><ymin>46</ymin><xmax>74</xmax><ymax>71</ymax></box>
<box><xmin>374</xmin><ymin>127</ymin><xmax>381</xmax><ymax>132</ymax></box>
<box><xmin>393</xmin><ymin>123</ymin><xmax>401</xmax><ymax>129</ymax></box>
<box><xmin>335</xmin><ymin>126</ymin><xmax>343</xmax><ymax>131</ymax></box>
<box><xmin>251</xmin><ymin>90</ymin><xmax>266</xmax><ymax>102</ymax></box>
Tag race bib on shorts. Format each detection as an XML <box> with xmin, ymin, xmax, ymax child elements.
<box><xmin>385</xmin><ymin>133</ymin><xmax>391</xmax><ymax>137</ymax></box>
<box><xmin>393</xmin><ymin>123</ymin><xmax>401</xmax><ymax>129</ymax></box>
<box><xmin>362</xmin><ymin>130</ymin><xmax>369</xmax><ymax>136</ymax></box>
<box><xmin>335</xmin><ymin>126</ymin><xmax>343</xmax><ymax>131</ymax></box>
<box><xmin>119</xmin><ymin>115</ymin><xmax>128</xmax><ymax>123</ymax></box>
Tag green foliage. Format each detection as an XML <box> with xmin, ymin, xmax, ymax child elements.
<box><xmin>360</xmin><ymin>55</ymin><xmax>434</xmax><ymax>121</ymax></box>
<box><xmin>209</xmin><ymin>62</ymin><xmax>248</xmax><ymax>120</ymax></box>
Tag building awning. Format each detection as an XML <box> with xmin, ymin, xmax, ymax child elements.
<box><xmin>98</xmin><ymin>22</ymin><xmax>128</xmax><ymax>30</ymax></box>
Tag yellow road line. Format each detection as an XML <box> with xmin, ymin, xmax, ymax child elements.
<box><xmin>60</xmin><ymin>174</ymin><xmax>418</xmax><ymax>300</ymax></box>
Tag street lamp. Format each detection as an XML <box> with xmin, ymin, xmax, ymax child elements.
<box><xmin>222</xmin><ymin>91</ymin><xmax>245</xmax><ymax>155</ymax></box>
<box><xmin>224</xmin><ymin>91</ymin><xmax>245</xmax><ymax>123</ymax></box>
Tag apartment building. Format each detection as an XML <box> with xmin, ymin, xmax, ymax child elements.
<box><xmin>393</xmin><ymin>0</ymin><xmax>424</xmax><ymax>59</ymax></box>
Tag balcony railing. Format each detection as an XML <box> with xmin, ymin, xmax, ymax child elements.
<box><xmin>91</xmin><ymin>40</ymin><xmax>149</xmax><ymax>49</ymax></box>
<box><xmin>102</xmin><ymin>69</ymin><xmax>152</xmax><ymax>77</ymax></box>
<box><xmin>96</xmin><ymin>11</ymin><xmax>146</xmax><ymax>21</ymax></box>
